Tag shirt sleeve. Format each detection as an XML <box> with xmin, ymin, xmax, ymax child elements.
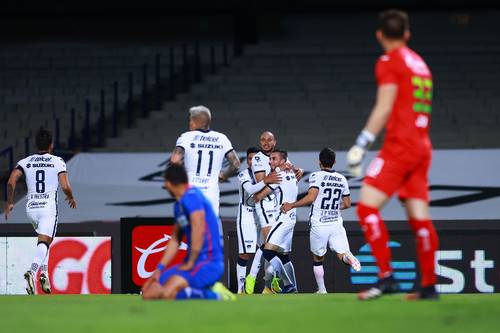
<box><xmin>251</xmin><ymin>155</ymin><xmax>266</xmax><ymax>174</ymax></box>
<box><xmin>175</xmin><ymin>133</ymin><xmax>187</xmax><ymax>150</ymax></box>
<box><xmin>308</xmin><ymin>172</ymin><xmax>320</xmax><ymax>189</ymax></box>
<box><xmin>182</xmin><ymin>191</ymin><xmax>205</xmax><ymax>217</ymax></box>
<box><xmin>242</xmin><ymin>181</ymin><xmax>266</xmax><ymax>196</ymax></box>
<box><xmin>375</xmin><ymin>56</ymin><xmax>398</xmax><ymax>86</ymax></box>
<box><xmin>342</xmin><ymin>176</ymin><xmax>350</xmax><ymax>197</ymax></box>
<box><xmin>222</xmin><ymin>134</ymin><xmax>234</xmax><ymax>156</ymax></box>
<box><xmin>15</xmin><ymin>160</ymin><xmax>25</xmax><ymax>175</ymax></box>
<box><xmin>55</xmin><ymin>158</ymin><xmax>67</xmax><ymax>175</ymax></box>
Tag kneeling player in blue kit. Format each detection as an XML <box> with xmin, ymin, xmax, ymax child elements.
<box><xmin>142</xmin><ymin>164</ymin><xmax>234</xmax><ymax>301</ymax></box>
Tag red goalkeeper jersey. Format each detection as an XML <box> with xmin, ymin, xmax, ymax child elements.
<box><xmin>375</xmin><ymin>46</ymin><xmax>433</xmax><ymax>156</ymax></box>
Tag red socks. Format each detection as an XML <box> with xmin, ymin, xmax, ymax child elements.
<box><xmin>357</xmin><ymin>203</ymin><xmax>392</xmax><ymax>278</ymax></box>
<box><xmin>409</xmin><ymin>219</ymin><xmax>439</xmax><ymax>287</ymax></box>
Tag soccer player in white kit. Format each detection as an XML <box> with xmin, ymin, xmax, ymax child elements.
<box><xmin>281</xmin><ymin>148</ymin><xmax>361</xmax><ymax>293</ymax></box>
<box><xmin>254</xmin><ymin>149</ymin><xmax>299</xmax><ymax>293</ymax></box>
<box><xmin>245</xmin><ymin>132</ymin><xmax>303</xmax><ymax>294</ymax></box>
<box><xmin>235</xmin><ymin>147</ymin><xmax>281</xmax><ymax>293</ymax></box>
<box><xmin>169</xmin><ymin>106</ymin><xmax>240</xmax><ymax>215</ymax></box>
<box><xmin>4</xmin><ymin>128</ymin><xmax>77</xmax><ymax>295</ymax></box>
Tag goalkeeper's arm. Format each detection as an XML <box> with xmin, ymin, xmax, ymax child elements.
<box><xmin>347</xmin><ymin>84</ymin><xmax>397</xmax><ymax>176</ymax></box>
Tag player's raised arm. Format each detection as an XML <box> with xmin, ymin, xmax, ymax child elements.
<box><xmin>179</xmin><ymin>210</ymin><xmax>206</xmax><ymax>270</ymax></box>
<box><xmin>58</xmin><ymin>172</ymin><xmax>77</xmax><ymax>209</ymax></box>
<box><xmin>281</xmin><ymin>187</ymin><xmax>319</xmax><ymax>213</ymax></box>
<box><xmin>347</xmin><ymin>84</ymin><xmax>398</xmax><ymax>176</ymax></box>
<box><xmin>4</xmin><ymin>168</ymin><xmax>23</xmax><ymax>220</ymax></box>
<box><xmin>219</xmin><ymin>149</ymin><xmax>241</xmax><ymax>182</ymax></box>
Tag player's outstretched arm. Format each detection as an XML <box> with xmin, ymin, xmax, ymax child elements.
<box><xmin>179</xmin><ymin>210</ymin><xmax>205</xmax><ymax>271</ymax></box>
<box><xmin>169</xmin><ymin>146</ymin><xmax>185</xmax><ymax>166</ymax></box>
<box><xmin>281</xmin><ymin>188</ymin><xmax>319</xmax><ymax>213</ymax></box>
<box><xmin>59</xmin><ymin>172</ymin><xmax>77</xmax><ymax>209</ymax></box>
<box><xmin>219</xmin><ymin>150</ymin><xmax>241</xmax><ymax>182</ymax></box>
<box><xmin>347</xmin><ymin>84</ymin><xmax>398</xmax><ymax>176</ymax></box>
<box><xmin>4</xmin><ymin>169</ymin><xmax>22</xmax><ymax>220</ymax></box>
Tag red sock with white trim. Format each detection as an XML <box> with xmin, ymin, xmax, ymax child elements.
<box><xmin>409</xmin><ymin>219</ymin><xmax>439</xmax><ymax>287</ymax></box>
<box><xmin>357</xmin><ymin>203</ymin><xmax>392</xmax><ymax>278</ymax></box>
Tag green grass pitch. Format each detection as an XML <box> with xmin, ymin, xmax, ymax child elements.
<box><xmin>1</xmin><ymin>294</ymin><xmax>500</xmax><ymax>333</ymax></box>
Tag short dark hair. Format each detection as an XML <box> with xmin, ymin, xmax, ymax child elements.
<box><xmin>35</xmin><ymin>128</ymin><xmax>53</xmax><ymax>151</ymax></box>
<box><xmin>319</xmin><ymin>147</ymin><xmax>336</xmax><ymax>168</ymax></box>
<box><xmin>378</xmin><ymin>9</ymin><xmax>409</xmax><ymax>39</ymax></box>
<box><xmin>246</xmin><ymin>147</ymin><xmax>260</xmax><ymax>156</ymax></box>
<box><xmin>164</xmin><ymin>164</ymin><xmax>188</xmax><ymax>185</ymax></box>
<box><xmin>272</xmin><ymin>148</ymin><xmax>288</xmax><ymax>161</ymax></box>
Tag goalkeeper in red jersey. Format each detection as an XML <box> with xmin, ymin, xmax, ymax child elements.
<box><xmin>347</xmin><ymin>9</ymin><xmax>439</xmax><ymax>300</ymax></box>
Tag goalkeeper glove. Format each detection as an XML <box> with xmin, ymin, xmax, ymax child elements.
<box><xmin>347</xmin><ymin>130</ymin><xmax>375</xmax><ymax>177</ymax></box>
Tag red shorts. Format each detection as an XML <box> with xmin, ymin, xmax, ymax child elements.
<box><xmin>363</xmin><ymin>148</ymin><xmax>431</xmax><ymax>201</ymax></box>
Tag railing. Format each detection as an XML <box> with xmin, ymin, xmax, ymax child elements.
<box><xmin>2</xmin><ymin>41</ymin><xmax>234</xmax><ymax>161</ymax></box>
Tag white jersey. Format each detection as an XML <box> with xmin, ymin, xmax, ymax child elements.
<box><xmin>238</xmin><ymin>168</ymin><xmax>256</xmax><ymax>207</ymax></box>
<box><xmin>251</xmin><ymin>151</ymin><xmax>271</xmax><ymax>176</ymax></box>
<box><xmin>16</xmin><ymin>153</ymin><xmax>66</xmax><ymax>212</ymax></box>
<box><xmin>269</xmin><ymin>170</ymin><xmax>298</xmax><ymax>224</ymax></box>
<box><xmin>308</xmin><ymin>170</ymin><xmax>350</xmax><ymax>225</ymax></box>
<box><xmin>175</xmin><ymin>129</ymin><xmax>234</xmax><ymax>210</ymax></box>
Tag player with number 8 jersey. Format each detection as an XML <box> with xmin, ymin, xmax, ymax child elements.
<box><xmin>4</xmin><ymin>128</ymin><xmax>77</xmax><ymax>295</ymax></box>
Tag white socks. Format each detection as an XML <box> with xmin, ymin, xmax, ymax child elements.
<box><xmin>249</xmin><ymin>248</ymin><xmax>263</xmax><ymax>277</ymax></box>
<box><xmin>313</xmin><ymin>264</ymin><xmax>326</xmax><ymax>292</ymax></box>
<box><xmin>30</xmin><ymin>242</ymin><xmax>49</xmax><ymax>274</ymax></box>
<box><xmin>284</xmin><ymin>262</ymin><xmax>297</xmax><ymax>287</ymax></box>
<box><xmin>236</xmin><ymin>262</ymin><xmax>247</xmax><ymax>293</ymax></box>
<box><xmin>40</xmin><ymin>250</ymin><xmax>50</xmax><ymax>275</ymax></box>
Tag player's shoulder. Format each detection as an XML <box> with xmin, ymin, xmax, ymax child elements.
<box><xmin>333</xmin><ymin>171</ymin><xmax>348</xmax><ymax>182</ymax></box>
<box><xmin>252</xmin><ymin>151</ymin><xmax>265</xmax><ymax>161</ymax></box>
<box><xmin>238</xmin><ymin>168</ymin><xmax>250</xmax><ymax>178</ymax></box>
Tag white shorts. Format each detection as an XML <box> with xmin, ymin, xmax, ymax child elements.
<box><xmin>310</xmin><ymin>223</ymin><xmax>350</xmax><ymax>257</ymax></box>
<box><xmin>266</xmin><ymin>221</ymin><xmax>296</xmax><ymax>253</ymax></box>
<box><xmin>200</xmin><ymin>188</ymin><xmax>220</xmax><ymax>216</ymax></box>
<box><xmin>27</xmin><ymin>207</ymin><xmax>58</xmax><ymax>238</ymax></box>
<box><xmin>255</xmin><ymin>197</ymin><xmax>277</xmax><ymax>229</ymax></box>
<box><xmin>237</xmin><ymin>204</ymin><xmax>259</xmax><ymax>254</ymax></box>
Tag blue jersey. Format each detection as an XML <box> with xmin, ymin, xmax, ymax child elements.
<box><xmin>174</xmin><ymin>187</ymin><xmax>224</xmax><ymax>263</ymax></box>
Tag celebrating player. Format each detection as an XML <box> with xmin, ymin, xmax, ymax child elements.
<box><xmin>254</xmin><ymin>149</ymin><xmax>299</xmax><ymax>293</ymax></box>
<box><xmin>346</xmin><ymin>10</ymin><xmax>439</xmax><ymax>300</ymax></box>
<box><xmin>4</xmin><ymin>128</ymin><xmax>77</xmax><ymax>295</ymax></box>
<box><xmin>281</xmin><ymin>147</ymin><xmax>361</xmax><ymax>294</ymax></box>
<box><xmin>245</xmin><ymin>132</ymin><xmax>302</xmax><ymax>294</ymax></box>
<box><xmin>169</xmin><ymin>105</ymin><xmax>240</xmax><ymax>215</ymax></box>
<box><xmin>142</xmin><ymin>164</ymin><xmax>234</xmax><ymax>301</ymax></box>
<box><xmin>236</xmin><ymin>147</ymin><xmax>281</xmax><ymax>294</ymax></box>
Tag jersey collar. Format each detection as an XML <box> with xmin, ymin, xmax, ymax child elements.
<box><xmin>195</xmin><ymin>128</ymin><xmax>211</xmax><ymax>133</ymax></box>
<box><xmin>36</xmin><ymin>151</ymin><xmax>49</xmax><ymax>155</ymax></box>
<box><xmin>321</xmin><ymin>168</ymin><xmax>335</xmax><ymax>173</ymax></box>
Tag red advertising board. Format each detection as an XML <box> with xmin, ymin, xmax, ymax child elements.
<box><xmin>131</xmin><ymin>225</ymin><xmax>188</xmax><ymax>286</ymax></box>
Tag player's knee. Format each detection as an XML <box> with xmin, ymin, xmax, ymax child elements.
<box><xmin>237</xmin><ymin>256</ymin><xmax>248</xmax><ymax>266</ymax></box>
<box><xmin>313</xmin><ymin>255</ymin><xmax>324</xmax><ymax>263</ymax></box>
<box><xmin>38</xmin><ymin>235</ymin><xmax>52</xmax><ymax>246</ymax></box>
<box><xmin>262</xmin><ymin>248</ymin><xmax>277</xmax><ymax>262</ymax></box>
<box><xmin>277</xmin><ymin>253</ymin><xmax>290</xmax><ymax>264</ymax></box>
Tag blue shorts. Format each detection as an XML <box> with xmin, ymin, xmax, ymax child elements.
<box><xmin>159</xmin><ymin>260</ymin><xmax>224</xmax><ymax>289</ymax></box>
